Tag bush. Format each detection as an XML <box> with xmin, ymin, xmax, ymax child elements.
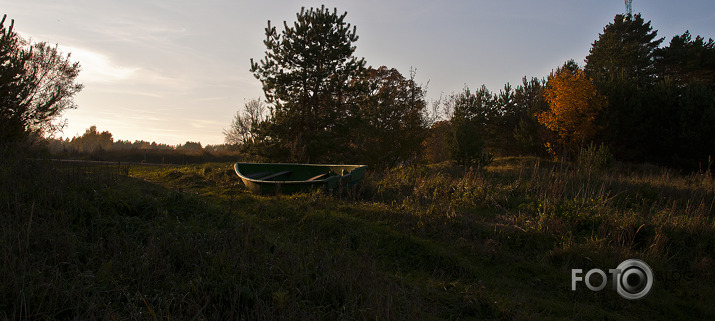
<box><xmin>577</xmin><ymin>143</ymin><xmax>614</xmax><ymax>171</ymax></box>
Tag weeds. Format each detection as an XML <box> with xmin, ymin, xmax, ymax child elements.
<box><xmin>1</xmin><ymin>155</ymin><xmax>713</xmax><ymax>320</ymax></box>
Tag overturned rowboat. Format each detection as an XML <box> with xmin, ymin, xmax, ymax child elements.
<box><xmin>234</xmin><ymin>163</ymin><xmax>367</xmax><ymax>194</ymax></box>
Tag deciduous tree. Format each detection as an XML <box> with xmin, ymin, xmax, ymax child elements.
<box><xmin>68</xmin><ymin>125</ymin><xmax>113</xmax><ymax>153</ymax></box>
<box><xmin>422</xmin><ymin>120</ymin><xmax>451</xmax><ymax>164</ymax></box>
<box><xmin>538</xmin><ymin>61</ymin><xmax>607</xmax><ymax>154</ymax></box>
<box><xmin>348</xmin><ymin>66</ymin><xmax>427</xmax><ymax>167</ymax></box>
<box><xmin>224</xmin><ymin>98</ymin><xmax>266</xmax><ymax>146</ymax></box>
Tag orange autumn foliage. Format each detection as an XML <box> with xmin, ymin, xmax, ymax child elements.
<box><xmin>537</xmin><ymin>67</ymin><xmax>607</xmax><ymax>149</ymax></box>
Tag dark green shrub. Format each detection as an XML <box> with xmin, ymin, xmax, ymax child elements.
<box><xmin>577</xmin><ymin>143</ymin><xmax>614</xmax><ymax>171</ymax></box>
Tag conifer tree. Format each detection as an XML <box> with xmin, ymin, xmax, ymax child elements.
<box><xmin>584</xmin><ymin>14</ymin><xmax>663</xmax><ymax>87</ymax></box>
<box><xmin>250</xmin><ymin>6</ymin><xmax>365</xmax><ymax>162</ymax></box>
<box><xmin>0</xmin><ymin>14</ymin><xmax>82</xmax><ymax>148</ymax></box>
<box><xmin>584</xmin><ymin>14</ymin><xmax>662</xmax><ymax>161</ymax></box>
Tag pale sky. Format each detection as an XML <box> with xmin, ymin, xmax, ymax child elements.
<box><xmin>4</xmin><ymin>0</ymin><xmax>714</xmax><ymax>145</ymax></box>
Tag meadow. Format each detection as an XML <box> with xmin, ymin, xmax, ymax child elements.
<box><xmin>1</xmin><ymin>155</ymin><xmax>713</xmax><ymax>320</ymax></box>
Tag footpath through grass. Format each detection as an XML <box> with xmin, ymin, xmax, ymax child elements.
<box><xmin>1</xmin><ymin>156</ymin><xmax>713</xmax><ymax>320</ymax></box>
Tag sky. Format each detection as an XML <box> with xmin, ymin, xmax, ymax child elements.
<box><xmin>4</xmin><ymin>0</ymin><xmax>715</xmax><ymax>145</ymax></box>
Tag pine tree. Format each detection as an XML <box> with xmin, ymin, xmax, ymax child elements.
<box><xmin>250</xmin><ymin>6</ymin><xmax>365</xmax><ymax>162</ymax></box>
<box><xmin>655</xmin><ymin>31</ymin><xmax>715</xmax><ymax>87</ymax></box>
<box><xmin>0</xmin><ymin>15</ymin><xmax>32</xmax><ymax>144</ymax></box>
<box><xmin>448</xmin><ymin>86</ymin><xmax>497</xmax><ymax>166</ymax></box>
<box><xmin>584</xmin><ymin>14</ymin><xmax>663</xmax><ymax>87</ymax></box>
<box><xmin>0</xmin><ymin>14</ymin><xmax>82</xmax><ymax>148</ymax></box>
<box><xmin>584</xmin><ymin>14</ymin><xmax>662</xmax><ymax>161</ymax></box>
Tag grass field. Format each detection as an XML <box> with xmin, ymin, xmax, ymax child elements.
<box><xmin>1</xmin><ymin>156</ymin><xmax>714</xmax><ymax>320</ymax></box>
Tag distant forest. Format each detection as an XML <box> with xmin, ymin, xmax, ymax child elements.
<box><xmin>46</xmin><ymin>125</ymin><xmax>234</xmax><ymax>154</ymax></box>
<box><xmin>44</xmin><ymin>126</ymin><xmax>239</xmax><ymax>164</ymax></box>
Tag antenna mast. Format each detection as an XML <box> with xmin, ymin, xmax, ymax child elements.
<box><xmin>625</xmin><ymin>0</ymin><xmax>632</xmax><ymax>17</ymax></box>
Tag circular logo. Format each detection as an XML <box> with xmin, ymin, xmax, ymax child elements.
<box><xmin>615</xmin><ymin>259</ymin><xmax>653</xmax><ymax>299</ymax></box>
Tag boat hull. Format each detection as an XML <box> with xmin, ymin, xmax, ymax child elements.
<box><xmin>234</xmin><ymin>163</ymin><xmax>367</xmax><ymax>194</ymax></box>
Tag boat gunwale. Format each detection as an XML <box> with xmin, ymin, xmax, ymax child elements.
<box><xmin>234</xmin><ymin>162</ymin><xmax>366</xmax><ymax>184</ymax></box>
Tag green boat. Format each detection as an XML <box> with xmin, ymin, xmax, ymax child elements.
<box><xmin>234</xmin><ymin>163</ymin><xmax>367</xmax><ymax>194</ymax></box>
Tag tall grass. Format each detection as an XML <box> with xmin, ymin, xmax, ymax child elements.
<box><xmin>358</xmin><ymin>157</ymin><xmax>714</xmax><ymax>317</ymax></box>
<box><xmin>364</xmin><ymin>157</ymin><xmax>714</xmax><ymax>258</ymax></box>
<box><xmin>2</xmin><ymin>155</ymin><xmax>713</xmax><ymax>319</ymax></box>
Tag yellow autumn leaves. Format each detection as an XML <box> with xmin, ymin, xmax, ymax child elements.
<box><xmin>537</xmin><ymin>66</ymin><xmax>608</xmax><ymax>154</ymax></box>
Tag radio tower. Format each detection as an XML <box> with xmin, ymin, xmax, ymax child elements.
<box><xmin>625</xmin><ymin>0</ymin><xmax>632</xmax><ymax>17</ymax></box>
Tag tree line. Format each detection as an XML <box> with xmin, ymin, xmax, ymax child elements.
<box><xmin>227</xmin><ymin>9</ymin><xmax>714</xmax><ymax>170</ymax></box>
<box><xmin>442</xmin><ymin>14</ymin><xmax>715</xmax><ymax>169</ymax></box>
<box><xmin>2</xmin><ymin>9</ymin><xmax>712</xmax><ymax>170</ymax></box>
<box><xmin>44</xmin><ymin>125</ymin><xmax>244</xmax><ymax>164</ymax></box>
<box><xmin>47</xmin><ymin>125</ymin><xmax>237</xmax><ymax>154</ymax></box>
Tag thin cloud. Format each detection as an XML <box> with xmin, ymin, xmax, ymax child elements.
<box><xmin>190</xmin><ymin>119</ymin><xmax>225</xmax><ymax>130</ymax></box>
<box><xmin>62</xmin><ymin>45</ymin><xmax>138</xmax><ymax>83</ymax></box>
